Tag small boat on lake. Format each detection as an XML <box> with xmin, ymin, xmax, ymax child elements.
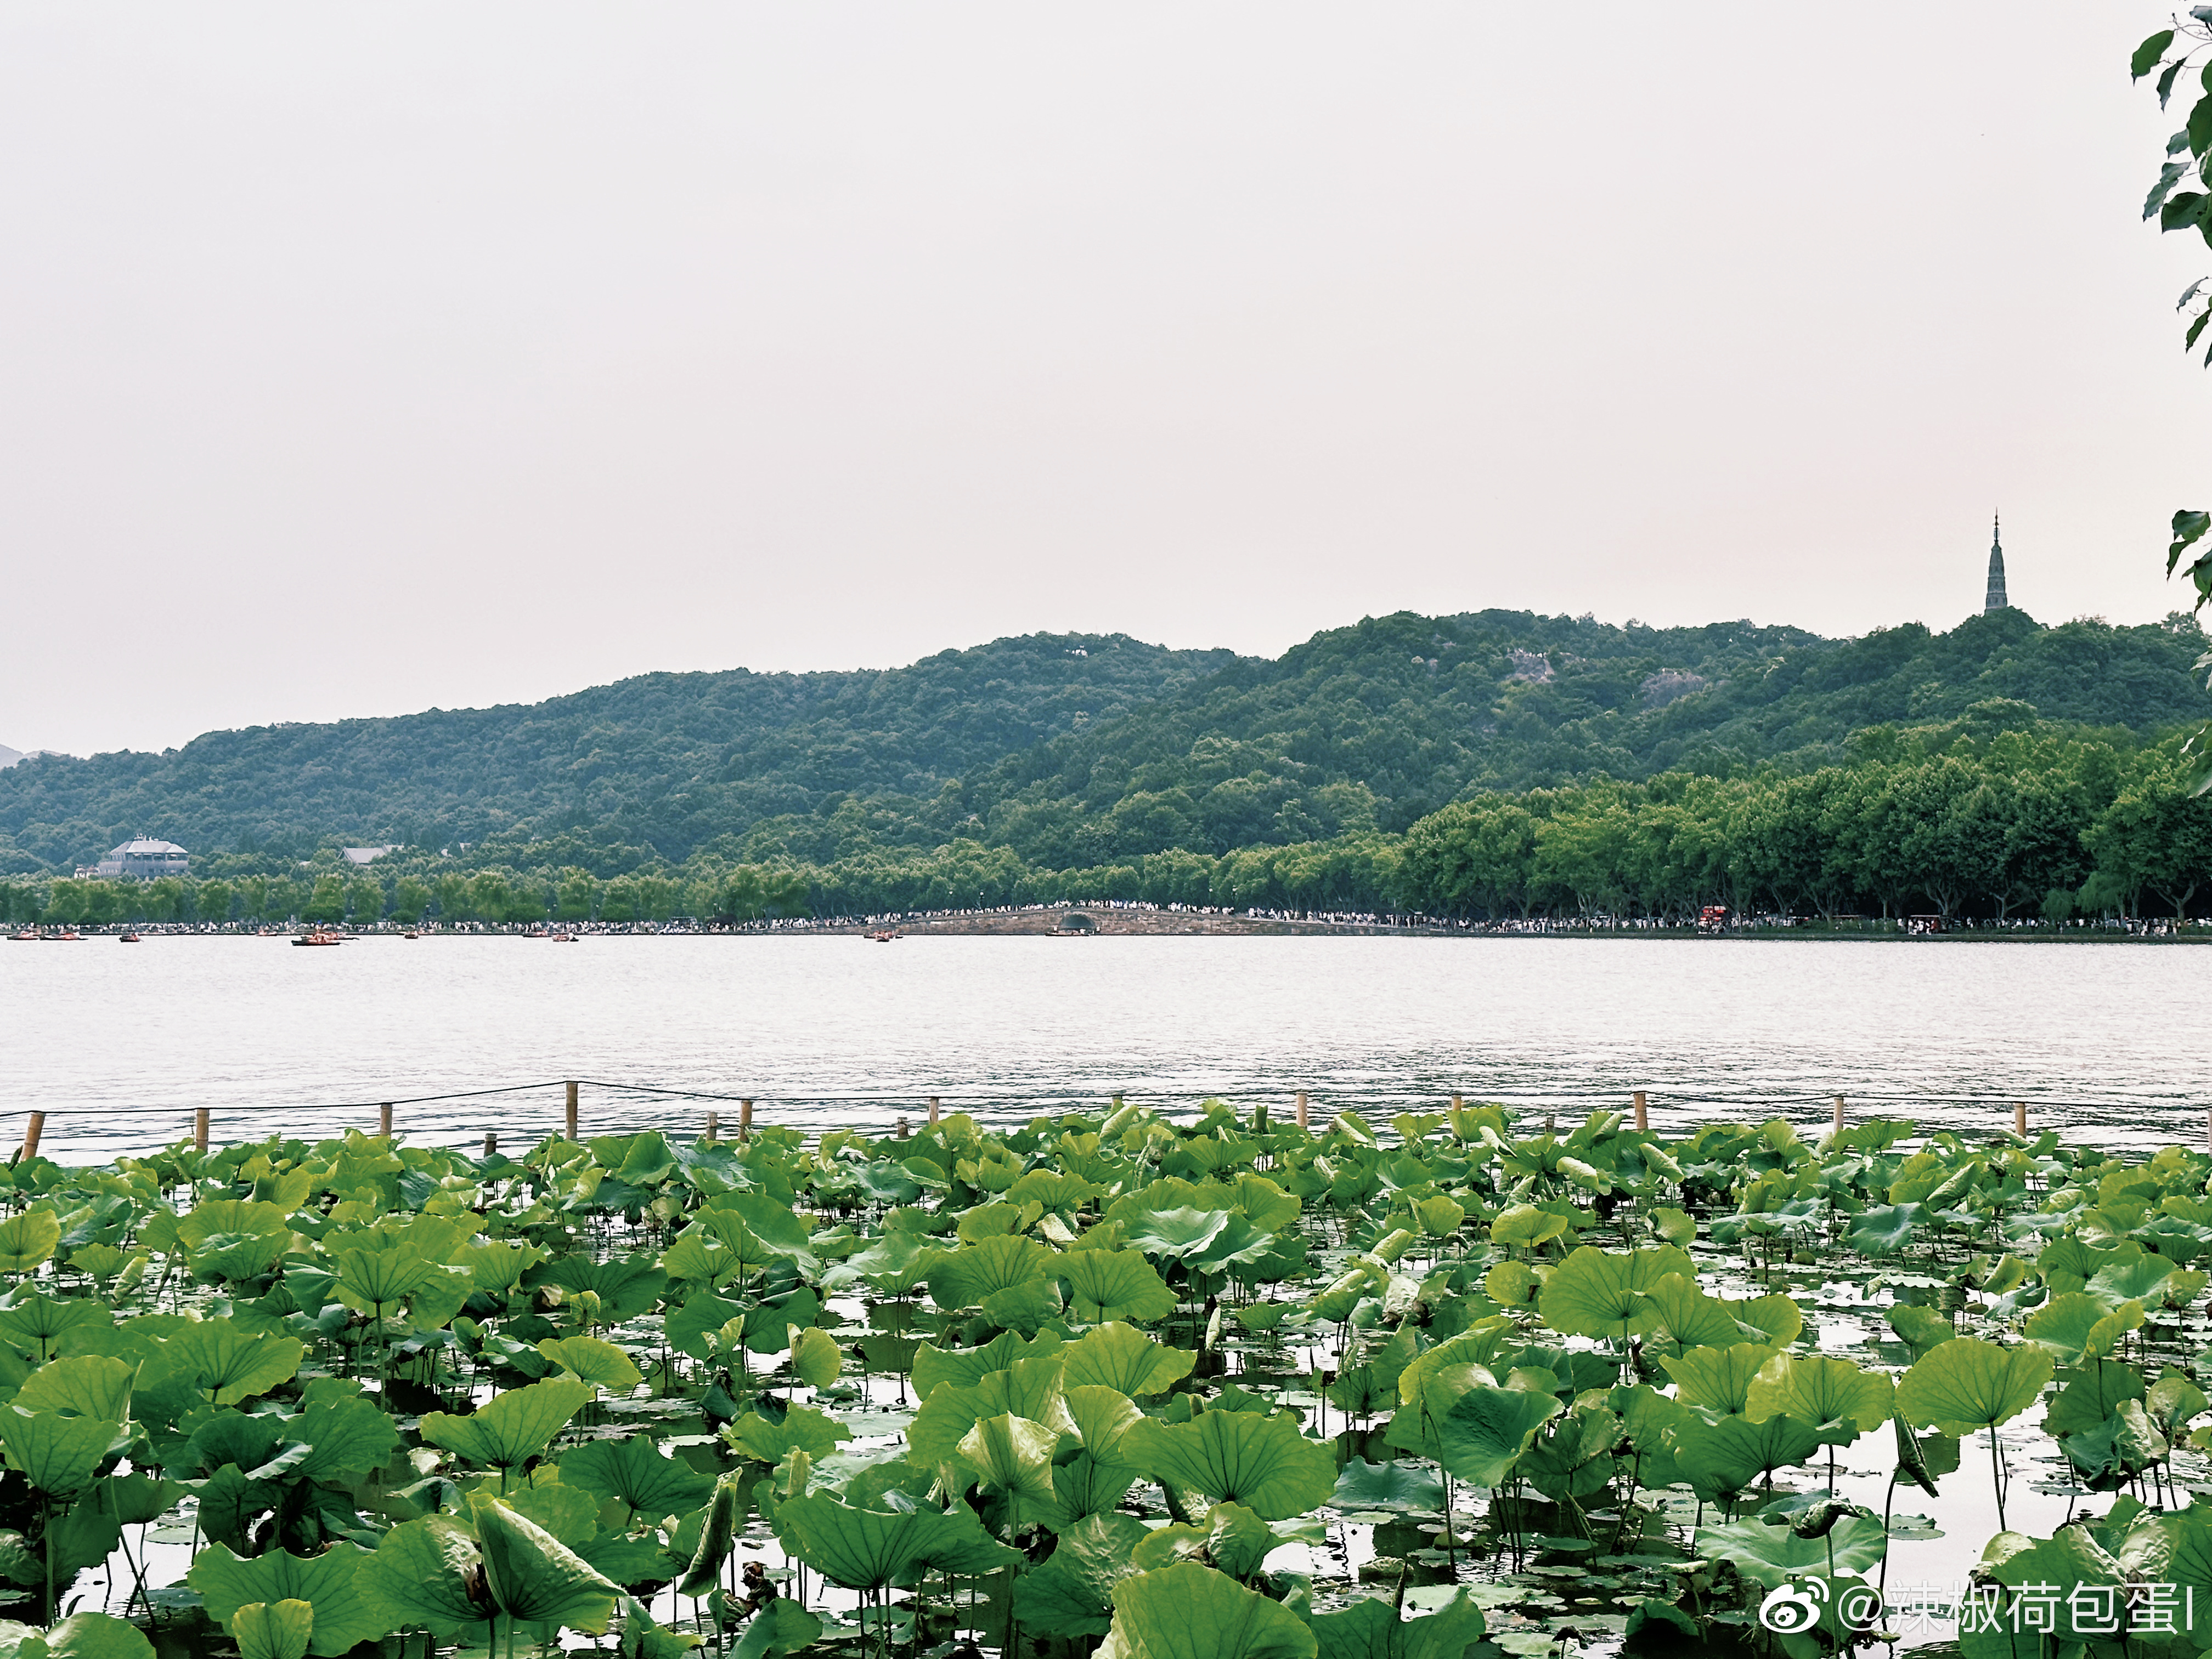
<box><xmin>46</xmin><ymin>932</ymin><xmax>81</xmax><ymax>941</ymax></box>
<box><xmin>118</xmin><ymin>932</ymin><xmax>140</xmax><ymax>944</ymax></box>
<box><xmin>292</xmin><ymin>929</ymin><xmax>345</xmax><ymax>947</ymax></box>
<box><xmin>869</xmin><ymin>929</ymin><xmax>901</xmax><ymax>942</ymax></box>
<box><xmin>9</xmin><ymin>930</ymin><xmax>37</xmax><ymax>942</ymax></box>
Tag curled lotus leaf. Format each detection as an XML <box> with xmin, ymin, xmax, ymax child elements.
<box><xmin>1896</xmin><ymin>1338</ymin><xmax>2053</xmax><ymax>1436</ymax></box>
<box><xmin>1538</xmin><ymin>1245</ymin><xmax>1697</xmax><ymax>1341</ymax></box>
<box><xmin>188</xmin><ymin>1543</ymin><xmax>386</xmax><ymax>1657</ymax></box>
<box><xmin>1659</xmin><ymin>1344</ymin><xmax>1778</xmax><ymax>1417</ymax></box>
<box><xmin>926</xmin><ymin>1234</ymin><xmax>1055</xmax><ymax>1311</ymax></box>
<box><xmin>560</xmin><ymin>1435</ymin><xmax>715</xmax><ymax>1521</ymax></box>
<box><xmin>470</xmin><ymin>1493</ymin><xmax>621</xmax><ymax>1632</ymax></box>
<box><xmin>15</xmin><ymin>1357</ymin><xmax>134</xmax><ymax>1421</ymax></box>
<box><xmin>772</xmin><ymin>1492</ymin><xmax>1021</xmax><ymax>1591</ymax></box>
<box><xmin>1059</xmin><ymin>1250</ymin><xmax>1177</xmax><ymax>1324</ymax></box>
<box><xmin>422</xmin><ymin>1377</ymin><xmax>594</xmax><ymax>1472</ymax></box>
<box><xmin>534</xmin><ymin>1335</ymin><xmax>643</xmax><ymax>1392</ymax></box>
<box><xmin>1098</xmin><ymin>1560</ymin><xmax>1317</xmax><ymax>1659</ymax></box>
<box><xmin>1308</xmin><ymin>1588</ymin><xmax>1487</xmax><ymax>1659</ymax></box>
<box><xmin>1743</xmin><ymin>1354</ymin><xmax>1894</xmax><ymax>1441</ymax></box>
<box><xmin>1122</xmin><ymin>1409</ymin><xmax>1337</xmax><ymax>1521</ymax></box>
<box><xmin>229</xmin><ymin>1601</ymin><xmax>313</xmax><ymax>1659</ymax></box>
<box><xmin>1060</xmin><ymin>1323</ymin><xmax>1194</xmax><ymax>1397</ymax></box>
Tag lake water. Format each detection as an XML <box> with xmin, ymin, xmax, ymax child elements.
<box><xmin>1</xmin><ymin>934</ymin><xmax>2203</xmax><ymax>1164</ymax></box>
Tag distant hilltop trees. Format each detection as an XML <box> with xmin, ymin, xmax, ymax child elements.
<box><xmin>1</xmin><ymin>606</ymin><xmax>2210</xmax><ymax>926</ymax></box>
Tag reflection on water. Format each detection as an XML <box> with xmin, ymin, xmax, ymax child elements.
<box><xmin>0</xmin><ymin>934</ymin><xmax>2199</xmax><ymax>1163</ymax></box>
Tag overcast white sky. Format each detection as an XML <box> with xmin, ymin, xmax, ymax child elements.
<box><xmin>2</xmin><ymin>3</ymin><xmax>2207</xmax><ymax>757</ymax></box>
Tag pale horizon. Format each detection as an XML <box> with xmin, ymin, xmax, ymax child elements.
<box><xmin>3</xmin><ymin>2</ymin><xmax>2204</xmax><ymax>757</ymax></box>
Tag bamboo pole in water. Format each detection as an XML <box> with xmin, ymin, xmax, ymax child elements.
<box><xmin>705</xmin><ymin>1111</ymin><xmax>719</xmax><ymax>1142</ymax></box>
<box><xmin>928</xmin><ymin>1096</ymin><xmax>940</xmax><ymax>1127</ymax></box>
<box><xmin>19</xmin><ymin>1114</ymin><xmax>42</xmax><ymax>1163</ymax></box>
<box><xmin>1633</xmin><ymin>1091</ymin><xmax>1647</xmax><ymax>1132</ymax></box>
<box><xmin>2015</xmin><ymin>1102</ymin><xmax>2028</xmax><ymax>1138</ymax></box>
<box><xmin>738</xmin><ymin>1098</ymin><xmax>753</xmax><ymax>1143</ymax></box>
<box><xmin>565</xmin><ymin>1080</ymin><xmax>579</xmax><ymax>1141</ymax></box>
<box><xmin>194</xmin><ymin>1109</ymin><xmax>210</xmax><ymax>1153</ymax></box>
<box><xmin>1295</xmin><ymin>1091</ymin><xmax>1309</xmax><ymax>1129</ymax></box>
<box><xmin>378</xmin><ymin>1102</ymin><xmax>393</xmax><ymax>1137</ymax></box>
<box><xmin>483</xmin><ymin>1132</ymin><xmax>498</xmax><ymax>1159</ymax></box>
<box><xmin>1832</xmin><ymin>1095</ymin><xmax>1846</xmax><ymax>1137</ymax></box>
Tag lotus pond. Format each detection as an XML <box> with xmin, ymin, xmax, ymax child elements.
<box><xmin>0</xmin><ymin>1099</ymin><xmax>2204</xmax><ymax>1659</ymax></box>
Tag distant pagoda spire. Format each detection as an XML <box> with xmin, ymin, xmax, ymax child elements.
<box><xmin>1984</xmin><ymin>512</ymin><xmax>2008</xmax><ymax>612</ymax></box>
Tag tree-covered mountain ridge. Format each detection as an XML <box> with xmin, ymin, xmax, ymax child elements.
<box><xmin>1</xmin><ymin>604</ymin><xmax>2206</xmax><ymax>878</ymax></box>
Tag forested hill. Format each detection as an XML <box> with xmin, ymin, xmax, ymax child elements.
<box><xmin>0</xmin><ymin>634</ymin><xmax>1233</xmax><ymax>873</ymax></box>
<box><xmin>1</xmin><ymin>605</ymin><xmax>2207</xmax><ymax>877</ymax></box>
<box><xmin>929</xmin><ymin>606</ymin><xmax>2212</xmax><ymax>870</ymax></box>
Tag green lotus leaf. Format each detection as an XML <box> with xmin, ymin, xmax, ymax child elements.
<box><xmin>535</xmin><ymin>1336</ymin><xmax>642</xmax><ymax>1393</ymax></box>
<box><xmin>1119</xmin><ymin>1206</ymin><xmax>1233</xmax><ymax>1261</ymax></box>
<box><xmin>285</xmin><ymin>1392</ymin><xmax>402</xmax><ymax>1483</ymax></box>
<box><xmin>11</xmin><ymin>1613</ymin><xmax>155</xmax><ymax>1659</ymax></box>
<box><xmin>107</xmin><ymin>1470</ymin><xmax>184</xmax><ymax>1526</ymax></box>
<box><xmin>1743</xmin><ymin>1354</ymin><xmax>1893</xmax><ymax>1442</ymax></box>
<box><xmin>1539</xmin><ymin>1245</ymin><xmax>1695</xmax><ymax>1341</ymax></box>
<box><xmin>1309</xmin><ymin>1587</ymin><xmax>1487</xmax><ymax>1659</ymax></box>
<box><xmin>470</xmin><ymin>1493</ymin><xmax>620</xmax><ymax>1632</ymax></box>
<box><xmin>1013</xmin><ymin>1512</ymin><xmax>1150</xmax><ymax>1637</ymax></box>
<box><xmin>229</xmin><ymin>1601</ymin><xmax>313</xmax><ymax>1659</ymax></box>
<box><xmin>676</xmin><ymin>1472</ymin><xmax>743</xmax><ymax>1598</ymax></box>
<box><xmin>1650</xmin><ymin>1206</ymin><xmax>1697</xmax><ymax>1246</ymax></box>
<box><xmin>188</xmin><ymin>1542</ymin><xmax>386</xmax><ymax>1656</ymax></box>
<box><xmin>2147</xmin><ymin>1372</ymin><xmax>2210</xmax><ymax>1438</ymax></box>
<box><xmin>957</xmin><ymin>1413</ymin><xmax>1063</xmax><ymax>1521</ymax></box>
<box><xmin>909</xmin><ymin>1358</ymin><xmax>1074</xmax><ymax>1467</ymax></box>
<box><xmin>927</xmin><ymin>1234</ymin><xmax>1056</xmax><ymax>1311</ymax></box>
<box><xmin>911</xmin><ymin>1328</ymin><xmax>1064</xmax><ymax>1395</ymax></box>
<box><xmin>773</xmin><ymin>1491</ymin><xmax>1022</xmax><ymax>1590</ymax></box>
<box><xmin>1123</xmin><ymin>1409</ymin><xmax>1336</xmax><ymax>1521</ymax></box>
<box><xmin>1131</xmin><ymin>1500</ymin><xmax>1276</xmax><ymax>1581</ymax></box>
<box><xmin>725</xmin><ymin>1401</ymin><xmax>852</xmax><ymax>1464</ymax></box>
<box><xmin>1060</xmin><ymin>1323</ymin><xmax>1195</xmax><ymax>1397</ymax></box>
<box><xmin>664</xmin><ymin>1292</ymin><xmax>745</xmax><ymax>1362</ymax></box>
<box><xmin>1488</xmin><ymin>1205</ymin><xmax>1569</xmax><ymax>1250</ymax></box>
<box><xmin>1064</xmin><ymin>1384</ymin><xmax>1144</xmax><ymax>1461</ymax></box>
<box><xmin>1098</xmin><ymin>1560</ymin><xmax>1317</xmax><ymax>1659</ymax></box>
<box><xmin>1659</xmin><ymin>1344</ymin><xmax>1778</xmax><ymax>1416</ymax></box>
<box><xmin>560</xmin><ymin>1435</ymin><xmax>715</xmax><ymax>1521</ymax></box>
<box><xmin>458</xmin><ymin>1239</ymin><xmax>546</xmax><ymax>1297</ymax></box>
<box><xmin>2047</xmin><ymin>1361</ymin><xmax>2146</xmax><ymax>1436</ymax></box>
<box><xmin>1427</xmin><ymin>1384</ymin><xmax>1563</xmax><ymax>1488</ymax></box>
<box><xmin>1520</xmin><ymin>1399</ymin><xmax>1619</xmax><ymax>1502</ymax></box>
<box><xmin>2085</xmin><ymin>1256</ymin><xmax>2176</xmax><ymax>1308</ymax></box>
<box><xmin>1691</xmin><ymin>1513</ymin><xmax>1889</xmax><ymax>1590</ymax></box>
<box><xmin>1979</xmin><ymin>1527</ymin><xmax>2131</xmax><ymax>1645</ymax></box>
<box><xmin>0</xmin><ymin>1214</ymin><xmax>61</xmax><ymax>1276</ymax></box>
<box><xmin>1729</xmin><ymin>1291</ymin><xmax>1803</xmax><ymax>1347</ymax></box>
<box><xmin>1328</xmin><ymin>1458</ymin><xmax>1444</xmax><ymax>1514</ymax></box>
<box><xmin>972</xmin><ymin>1277</ymin><xmax>1058</xmax><ymax>1331</ymax></box>
<box><xmin>1896</xmin><ymin>1337</ymin><xmax>2052</xmax><ymax>1435</ymax></box>
<box><xmin>0</xmin><ymin>1408</ymin><xmax>121</xmax><ymax>1496</ymax></box>
<box><xmin>530</xmin><ymin>1254</ymin><xmax>669</xmax><ymax>1323</ymax></box>
<box><xmin>785</xmin><ymin>1327</ymin><xmax>841</xmax><ymax>1390</ymax></box>
<box><xmin>1633</xmin><ymin>1273</ymin><xmax>1746</xmax><ymax>1353</ymax></box>
<box><xmin>2024</xmin><ymin>1292</ymin><xmax>2141</xmax><ymax>1364</ymax></box>
<box><xmin>1007</xmin><ymin>1170</ymin><xmax>1107</xmax><ymax>1212</ymax></box>
<box><xmin>332</xmin><ymin>1245</ymin><xmax>436</xmax><ymax>1313</ymax></box>
<box><xmin>1884</xmin><ymin>1303</ymin><xmax>1955</xmax><ymax>1358</ymax></box>
<box><xmin>1386</xmin><ymin>1322</ymin><xmax>1512</xmax><ymax>1433</ymax></box>
<box><xmin>1060</xmin><ymin>1250</ymin><xmax>1177</xmax><ymax>1324</ymax></box>
<box><xmin>1843</xmin><ymin>1203</ymin><xmax>1924</xmax><ymax>1257</ymax></box>
<box><xmin>1891</xmin><ymin>1414</ymin><xmax>1961</xmax><ymax>1498</ymax></box>
<box><xmin>15</xmin><ymin>1357</ymin><xmax>133</xmax><ymax>1421</ymax></box>
<box><xmin>149</xmin><ymin>1321</ymin><xmax>303</xmax><ymax>1406</ymax></box>
<box><xmin>500</xmin><ymin>1484</ymin><xmax>600</xmax><ymax>1550</ymax></box>
<box><xmin>1669</xmin><ymin>1412</ymin><xmax>1826</xmax><ymax>1503</ymax></box>
<box><xmin>729</xmin><ymin>1599</ymin><xmax>823</xmax><ymax>1659</ymax></box>
<box><xmin>422</xmin><ymin>1377</ymin><xmax>593</xmax><ymax>1472</ymax></box>
<box><xmin>0</xmin><ymin>1293</ymin><xmax>111</xmax><ymax>1365</ymax></box>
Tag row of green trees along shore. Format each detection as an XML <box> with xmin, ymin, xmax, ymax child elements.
<box><xmin>5</xmin><ymin>719</ymin><xmax>2210</xmax><ymax>927</ymax></box>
